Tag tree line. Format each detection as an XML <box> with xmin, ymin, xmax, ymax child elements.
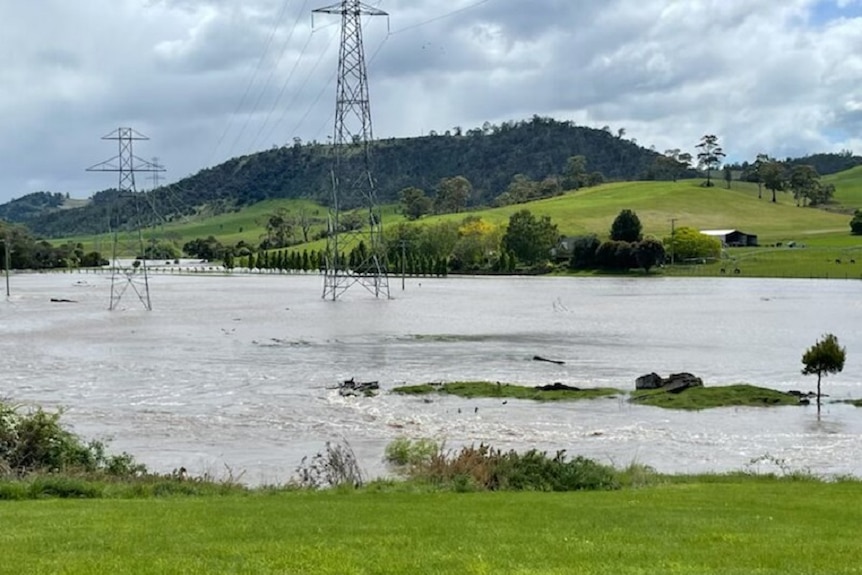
<box><xmin>10</xmin><ymin>116</ymin><xmax>660</xmax><ymax>238</ymax></box>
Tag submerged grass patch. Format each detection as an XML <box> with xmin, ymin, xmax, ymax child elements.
<box><xmin>630</xmin><ymin>384</ymin><xmax>800</xmax><ymax>410</ymax></box>
<box><xmin>391</xmin><ymin>381</ymin><xmax>622</xmax><ymax>401</ymax></box>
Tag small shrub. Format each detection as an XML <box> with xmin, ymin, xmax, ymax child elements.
<box><xmin>293</xmin><ymin>441</ymin><xmax>363</xmax><ymax>489</ymax></box>
<box><xmin>384</xmin><ymin>438</ymin><xmax>440</xmax><ymax>468</ymax></box>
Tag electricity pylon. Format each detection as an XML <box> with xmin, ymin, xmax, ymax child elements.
<box><xmin>313</xmin><ymin>1</ymin><xmax>390</xmax><ymax>300</ymax></box>
<box><xmin>87</xmin><ymin>128</ymin><xmax>164</xmax><ymax>311</ymax></box>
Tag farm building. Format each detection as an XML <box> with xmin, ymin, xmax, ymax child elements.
<box><xmin>700</xmin><ymin>229</ymin><xmax>758</xmax><ymax>247</ymax></box>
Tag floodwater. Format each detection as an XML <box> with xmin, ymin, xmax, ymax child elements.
<box><xmin>2</xmin><ymin>271</ymin><xmax>861</xmax><ymax>484</ymax></box>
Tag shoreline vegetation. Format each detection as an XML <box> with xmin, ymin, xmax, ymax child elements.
<box><xmin>391</xmin><ymin>380</ymin><xmax>827</xmax><ymax>410</ymax></box>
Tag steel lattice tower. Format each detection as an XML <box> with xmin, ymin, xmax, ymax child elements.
<box><xmin>87</xmin><ymin>128</ymin><xmax>164</xmax><ymax>311</ymax></box>
<box><xmin>313</xmin><ymin>1</ymin><xmax>390</xmax><ymax>300</ymax></box>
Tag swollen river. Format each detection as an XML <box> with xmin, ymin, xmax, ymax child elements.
<box><xmin>2</xmin><ymin>272</ymin><xmax>861</xmax><ymax>484</ymax></box>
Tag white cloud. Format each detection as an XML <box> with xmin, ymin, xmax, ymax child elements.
<box><xmin>1</xmin><ymin>0</ymin><xmax>861</xmax><ymax>205</ymax></box>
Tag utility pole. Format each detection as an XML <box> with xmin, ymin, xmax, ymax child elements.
<box><xmin>313</xmin><ymin>0</ymin><xmax>390</xmax><ymax>301</ymax></box>
<box><xmin>670</xmin><ymin>218</ymin><xmax>678</xmax><ymax>266</ymax></box>
<box><xmin>3</xmin><ymin>227</ymin><xmax>10</xmax><ymax>298</ymax></box>
<box><xmin>87</xmin><ymin>128</ymin><xmax>164</xmax><ymax>311</ymax></box>
<box><xmin>400</xmin><ymin>239</ymin><xmax>407</xmax><ymax>291</ymax></box>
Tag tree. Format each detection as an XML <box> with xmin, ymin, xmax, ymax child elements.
<box><xmin>653</xmin><ymin>150</ymin><xmax>690</xmax><ymax>182</ymax></box>
<box><xmin>752</xmin><ymin>153</ymin><xmax>769</xmax><ymax>199</ymax></box>
<box><xmin>562</xmin><ymin>155</ymin><xmax>589</xmax><ymax>190</ymax></box>
<box><xmin>569</xmin><ymin>234</ymin><xmax>601</xmax><ymax>270</ymax></box>
<box><xmin>262</xmin><ymin>208</ymin><xmax>293</xmax><ymax>249</ymax></box>
<box><xmin>788</xmin><ymin>165</ymin><xmax>820</xmax><ymax>206</ymax></box>
<box><xmin>183</xmin><ymin>236</ymin><xmax>225</xmax><ymax>260</ymax></box>
<box><xmin>664</xmin><ymin>226</ymin><xmax>721</xmax><ymax>261</ymax></box>
<box><xmin>761</xmin><ymin>160</ymin><xmax>786</xmax><ymax>203</ymax></box>
<box><xmin>802</xmin><ymin>333</ymin><xmax>846</xmax><ymax>417</ymax></box>
<box><xmin>451</xmin><ymin>216</ymin><xmax>501</xmax><ymax>271</ymax></box>
<box><xmin>610</xmin><ymin>209</ymin><xmax>642</xmax><ymax>243</ymax></box>
<box><xmin>850</xmin><ymin>209</ymin><xmax>862</xmax><ymax>235</ymax></box>
<box><xmin>696</xmin><ymin>134</ymin><xmax>726</xmax><ymax>187</ymax></box>
<box><xmin>723</xmin><ymin>165</ymin><xmax>733</xmax><ymax>189</ymax></box>
<box><xmin>434</xmin><ymin>176</ymin><xmax>472</xmax><ymax>214</ymax></box>
<box><xmin>502</xmin><ymin>209</ymin><xmax>559</xmax><ymax>266</ymax></box>
<box><xmin>399</xmin><ymin>187</ymin><xmax>432</xmax><ymax>220</ymax></box>
<box><xmin>635</xmin><ymin>238</ymin><xmax>666</xmax><ymax>273</ymax></box>
<box><xmin>296</xmin><ymin>206</ymin><xmax>319</xmax><ymax>243</ymax></box>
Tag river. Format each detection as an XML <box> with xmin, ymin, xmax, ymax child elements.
<box><xmin>2</xmin><ymin>271</ymin><xmax>861</xmax><ymax>484</ymax></box>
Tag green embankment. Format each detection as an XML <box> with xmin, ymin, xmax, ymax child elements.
<box><xmin>1</xmin><ymin>481</ymin><xmax>860</xmax><ymax>574</ymax></box>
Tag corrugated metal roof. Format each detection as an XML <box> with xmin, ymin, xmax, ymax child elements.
<box><xmin>700</xmin><ymin>229</ymin><xmax>738</xmax><ymax>236</ymax></box>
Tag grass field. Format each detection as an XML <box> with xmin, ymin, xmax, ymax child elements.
<box><xmin>1</xmin><ymin>479</ymin><xmax>860</xmax><ymax>574</ymax></box>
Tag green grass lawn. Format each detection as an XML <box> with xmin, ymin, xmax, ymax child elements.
<box><xmin>1</xmin><ymin>481</ymin><xmax>860</xmax><ymax>574</ymax></box>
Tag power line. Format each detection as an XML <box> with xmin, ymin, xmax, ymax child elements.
<box><xmin>232</xmin><ymin>0</ymin><xmax>312</xmax><ymax>156</ymax></box>
<box><xmin>205</xmin><ymin>0</ymin><xmax>294</xmax><ymax>167</ymax></box>
<box><xmin>257</xmin><ymin>25</ymin><xmax>340</xmax><ymax>148</ymax></box>
<box><xmin>389</xmin><ymin>0</ymin><xmax>491</xmax><ymax>35</ymax></box>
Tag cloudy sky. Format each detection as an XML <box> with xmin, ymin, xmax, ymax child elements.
<box><xmin>1</xmin><ymin>0</ymin><xmax>862</xmax><ymax>204</ymax></box>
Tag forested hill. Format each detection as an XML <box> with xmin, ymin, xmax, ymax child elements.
<box><xmin>10</xmin><ymin>117</ymin><xmax>660</xmax><ymax>238</ymax></box>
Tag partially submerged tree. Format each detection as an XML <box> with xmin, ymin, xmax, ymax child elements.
<box><xmin>801</xmin><ymin>333</ymin><xmax>846</xmax><ymax>417</ymax></box>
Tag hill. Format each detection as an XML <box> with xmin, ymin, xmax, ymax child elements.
<box><xmin>824</xmin><ymin>165</ymin><xmax>862</xmax><ymax>209</ymax></box>
<box><xmin>4</xmin><ymin>117</ymin><xmax>662</xmax><ymax>238</ymax></box>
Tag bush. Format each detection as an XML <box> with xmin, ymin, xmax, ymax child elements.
<box><xmin>569</xmin><ymin>234</ymin><xmax>601</xmax><ymax>270</ymax></box>
<box><xmin>384</xmin><ymin>438</ymin><xmax>440</xmax><ymax>468</ymax></box>
<box><xmin>596</xmin><ymin>240</ymin><xmax>635</xmax><ymax>270</ymax></box>
<box><xmin>293</xmin><ymin>441</ymin><xmax>364</xmax><ymax>489</ymax></box>
<box><xmin>851</xmin><ymin>209</ymin><xmax>862</xmax><ymax>235</ymax></box>
<box><xmin>401</xmin><ymin>443</ymin><xmax>620</xmax><ymax>492</ymax></box>
<box><xmin>0</xmin><ymin>401</ymin><xmax>145</xmax><ymax>478</ymax></box>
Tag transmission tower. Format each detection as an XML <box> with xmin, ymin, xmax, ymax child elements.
<box><xmin>313</xmin><ymin>1</ymin><xmax>390</xmax><ymax>300</ymax></box>
<box><xmin>150</xmin><ymin>157</ymin><xmax>165</xmax><ymax>190</ymax></box>
<box><xmin>87</xmin><ymin>128</ymin><xmax>164</xmax><ymax>311</ymax></box>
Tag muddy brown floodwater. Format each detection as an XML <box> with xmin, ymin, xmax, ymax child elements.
<box><xmin>2</xmin><ymin>271</ymin><xmax>861</xmax><ymax>484</ymax></box>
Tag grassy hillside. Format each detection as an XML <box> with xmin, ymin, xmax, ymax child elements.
<box><xmin>825</xmin><ymin>165</ymin><xmax>862</xmax><ymax>209</ymax></box>
<box><xmin>60</xmin><ymin>178</ymin><xmax>862</xmax><ymax>256</ymax></box>
<box><xmin>411</xmin><ymin>178</ymin><xmax>852</xmax><ymax>244</ymax></box>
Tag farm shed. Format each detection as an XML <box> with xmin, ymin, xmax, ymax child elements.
<box><xmin>700</xmin><ymin>229</ymin><xmax>758</xmax><ymax>247</ymax></box>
